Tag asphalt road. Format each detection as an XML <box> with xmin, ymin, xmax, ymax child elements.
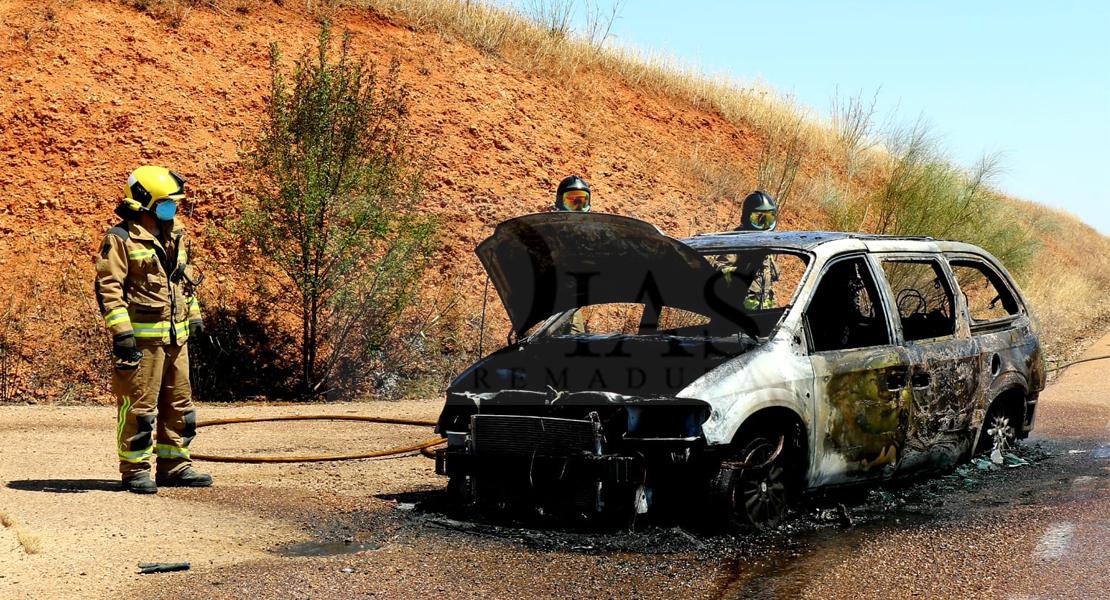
<box><xmin>168</xmin><ymin>330</ymin><xmax>1109</xmax><ymax>600</ymax></box>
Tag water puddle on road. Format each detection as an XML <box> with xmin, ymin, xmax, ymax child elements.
<box><xmin>275</xmin><ymin>539</ymin><xmax>381</xmax><ymax>557</ymax></box>
<box><xmin>713</xmin><ymin>513</ymin><xmax>934</xmax><ymax>599</ymax></box>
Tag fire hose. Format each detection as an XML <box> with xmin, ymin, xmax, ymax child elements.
<box><xmin>191</xmin><ymin>415</ymin><xmax>446</xmax><ymax>463</ymax></box>
<box><xmin>1047</xmin><ymin>353</ymin><xmax>1110</xmax><ymax>374</ymax></box>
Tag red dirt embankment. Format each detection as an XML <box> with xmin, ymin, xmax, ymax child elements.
<box><xmin>10</xmin><ymin>0</ymin><xmax>1102</xmax><ymax>403</ymax></box>
<box><xmin>1</xmin><ymin>0</ymin><xmax>810</xmax><ymax>402</ymax></box>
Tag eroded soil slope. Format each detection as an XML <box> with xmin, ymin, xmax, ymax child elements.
<box><xmin>0</xmin><ymin>0</ymin><xmax>821</xmax><ymax>401</ymax></box>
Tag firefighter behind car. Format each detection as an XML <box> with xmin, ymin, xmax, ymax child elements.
<box><xmin>550</xmin><ymin>175</ymin><xmax>591</xmax><ymax>334</ymax></box>
<box><xmin>94</xmin><ymin>166</ymin><xmax>212</xmax><ymax>494</ymax></box>
<box><xmin>714</xmin><ymin>190</ymin><xmax>780</xmax><ymax>310</ymax></box>
<box><xmin>553</xmin><ymin>175</ymin><xmax>591</xmax><ymax>212</ymax></box>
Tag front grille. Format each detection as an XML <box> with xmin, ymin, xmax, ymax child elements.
<box><xmin>471</xmin><ymin>414</ymin><xmax>600</xmax><ymax>457</ymax></box>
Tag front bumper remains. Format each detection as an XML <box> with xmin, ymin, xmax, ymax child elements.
<box><xmin>435</xmin><ymin>414</ymin><xmax>646</xmax><ymax>512</ymax></box>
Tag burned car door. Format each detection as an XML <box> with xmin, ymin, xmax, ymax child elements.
<box><xmin>876</xmin><ymin>256</ymin><xmax>979</xmax><ymax>473</ymax></box>
<box><xmin>946</xmin><ymin>253</ymin><xmax>1044</xmax><ymax>443</ymax></box>
<box><xmin>804</xmin><ymin>255</ymin><xmax>910</xmax><ymax>487</ymax></box>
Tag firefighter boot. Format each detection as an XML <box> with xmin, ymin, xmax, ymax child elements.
<box><xmin>122</xmin><ymin>472</ymin><xmax>158</xmax><ymax>494</ymax></box>
<box><xmin>156</xmin><ymin>468</ymin><xmax>213</xmax><ymax>488</ymax></box>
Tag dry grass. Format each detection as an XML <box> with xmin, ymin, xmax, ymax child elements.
<box><xmin>1012</xmin><ymin>201</ymin><xmax>1110</xmax><ymax>361</ymax></box>
<box><xmin>16</xmin><ymin>528</ymin><xmax>43</xmax><ymax>554</ymax></box>
<box><xmin>0</xmin><ymin>509</ymin><xmax>16</xmax><ymax>528</ymax></box>
<box><xmin>361</xmin><ymin>0</ymin><xmax>838</xmax><ymax>153</ymax></box>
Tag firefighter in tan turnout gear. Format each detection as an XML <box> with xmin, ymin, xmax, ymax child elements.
<box><xmin>95</xmin><ymin>166</ymin><xmax>213</xmax><ymax>494</ymax></box>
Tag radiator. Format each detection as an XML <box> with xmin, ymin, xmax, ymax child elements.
<box><xmin>470</xmin><ymin>414</ymin><xmax>600</xmax><ymax>457</ymax></box>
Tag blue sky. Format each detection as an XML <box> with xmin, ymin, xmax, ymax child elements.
<box><xmin>525</xmin><ymin>0</ymin><xmax>1110</xmax><ymax>234</ymax></box>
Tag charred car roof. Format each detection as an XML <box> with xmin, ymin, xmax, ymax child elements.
<box><xmin>682</xmin><ymin>229</ymin><xmax>1003</xmax><ymax>260</ymax></box>
<box><xmin>682</xmin><ymin>230</ymin><xmax>942</xmax><ymax>252</ymax></box>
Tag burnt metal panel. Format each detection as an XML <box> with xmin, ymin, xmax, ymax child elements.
<box><xmin>476</xmin><ymin>213</ymin><xmax>717</xmax><ymax>335</ymax></box>
<box><xmin>681</xmin><ymin>231</ymin><xmax>940</xmax><ymax>254</ymax></box>
<box><xmin>682</xmin><ymin>230</ymin><xmax>856</xmax><ymax>253</ymax></box>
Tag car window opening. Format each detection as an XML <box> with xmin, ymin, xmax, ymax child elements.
<box><xmin>949</xmin><ymin>260</ymin><xmax>1022</xmax><ymax>327</ymax></box>
<box><xmin>525</xmin><ymin>251</ymin><xmax>809</xmax><ymax>342</ymax></box>
<box><xmin>806</xmin><ymin>257</ymin><xmax>892</xmax><ymax>352</ymax></box>
<box><xmin>881</xmin><ymin>260</ymin><xmax>956</xmax><ymax>342</ymax></box>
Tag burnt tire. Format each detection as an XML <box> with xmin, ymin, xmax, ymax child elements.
<box><xmin>713</xmin><ymin>436</ymin><xmax>790</xmax><ymax>529</ymax></box>
<box><xmin>976</xmin><ymin>401</ymin><xmax>1017</xmax><ymax>456</ymax></box>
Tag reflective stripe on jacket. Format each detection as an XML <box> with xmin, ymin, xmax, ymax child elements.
<box><xmin>94</xmin><ymin>217</ymin><xmax>202</xmax><ymax>345</ymax></box>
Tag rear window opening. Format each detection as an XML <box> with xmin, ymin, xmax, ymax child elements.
<box><xmin>949</xmin><ymin>259</ymin><xmax>1022</xmax><ymax>329</ymax></box>
<box><xmin>881</xmin><ymin>259</ymin><xmax>956</xmax><ymax>342</ymax></box>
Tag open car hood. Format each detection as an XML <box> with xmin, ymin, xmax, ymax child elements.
<box><xmin>477</xmin><ymin>213</ymin><xmax>728</xmax><ymax>336</ymax></box>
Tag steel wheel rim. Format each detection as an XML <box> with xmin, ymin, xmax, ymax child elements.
<box><xmin>987</xmin><ymin>414</ymin><xmax>1015</xmax><ymax>452</ymax></box>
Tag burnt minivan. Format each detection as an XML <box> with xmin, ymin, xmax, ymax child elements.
<box><xmin>435</xmin><ymin>213</ymin><xmax>1044</xmax><ymax>526</ymax></box>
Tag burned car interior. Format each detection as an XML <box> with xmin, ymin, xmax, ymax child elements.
<box><xmin>881</xmin><ymin>259</ymin><xmax>957</xmax><ymax>342</ymax></box>
<box><xmin>805</xmin><ymin>257</ymin><xmax>890</xmax><ymax>352</ymax></box>
<box><xmin>435</xmin><ymin>213</ymin><xmax>1044</xmax><ymax>528</ymax></box>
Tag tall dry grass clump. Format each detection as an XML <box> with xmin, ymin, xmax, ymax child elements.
<box><xmin>821</xmin><ymin>118</ymin><xmax>1040</xmax><ymax>272</ymax></box>
<box><xmin>1013</xmin><ymin>202</ymin><xmax>1110</xmax><ymax>361</ymax></box>
<box><xmin>361</xmin><ymin>0</ymin><xmax>840</xmax><ymax>159</ymax></box>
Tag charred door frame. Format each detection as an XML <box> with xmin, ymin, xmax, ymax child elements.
<box><xmin>872</xmin><ymin>252</ymin><xmax>981</xmax><ymax>472</ymax></box>
<box><xmin>802</xmin><ymin>253</ymin><xmax>910</xmax><ymax>488</ymax></box>
<box><xmin>944</xmin><ymin>251</ymin><xmax>1042</xmax><ymax>440</ymax></box>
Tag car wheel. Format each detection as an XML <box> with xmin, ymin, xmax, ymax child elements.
<box><xmin>977</xmin><ymin>401</ymin><xmax>1017</xmax><ymax>456</ymax></box>
<box><xmin>715</xmin><ymin>435</ymin><xmax>789</xmax><ymax>529</ymax></box>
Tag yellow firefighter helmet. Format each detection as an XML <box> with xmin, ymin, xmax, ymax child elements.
<box><xmin>124</xmin><ymin>166</ymin><xmax>186</xmax><ymax>211</ymax></box>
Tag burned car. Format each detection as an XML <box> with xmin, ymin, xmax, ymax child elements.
<box><xmin>435</xmin><ymin>213</ymin><xmax>1044</xmax><ymax>526</ymax></box>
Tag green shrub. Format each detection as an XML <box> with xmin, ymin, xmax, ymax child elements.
<box><xmin>822</xmin><ymin>118</ymin><xmax>1039</xmax><ymax>272</ymax></box>
<box><xmin>236</xmin><ymin>23</ymin><xmax>437</xmax><ymax>399</ymax></box>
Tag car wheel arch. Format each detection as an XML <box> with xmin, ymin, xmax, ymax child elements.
<box><xmin>971</xmin><ymin>368</ymin><xmax>1028</xmax><ymax>425</ymax></box>
<box><xmin>728</xmin><ymin>406</ymin><xmax>809</xmax><ymax>481</ymax></box>
<box><xmin>972</xmin><ymin>386</ymin><xmax>1027</xmax><ymax>454</ymax></box>
<box><xmin>709</xmin><ymin>406</ymin><xmax>809</xmax><ymax>528</ymax></box>
<box><xmin>705</xmin><ymin>390</ymin><xmax>808</xmax><ymax>446</ymax></box>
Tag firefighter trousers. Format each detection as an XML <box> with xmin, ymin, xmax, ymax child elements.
<box><xmin>112</xmin><ymin>343</ymin><xmax>197</xmax><ymax>479</ymax></box>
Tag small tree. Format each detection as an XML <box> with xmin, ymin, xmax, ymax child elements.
<box><xmin>238</xmin><ymin>23</ymin><xmax>437</xmax><ymax>399</ymax></box>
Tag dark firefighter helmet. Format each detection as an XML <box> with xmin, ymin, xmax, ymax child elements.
<box><xmin>554</xmin><ymin>175</ymin><xmax>591</xmax><ymax>212</ymax></box>
<box><xmin>736</xmin><ymin>190</ymin><xmax>777</xmax><ymax>231</ymax></box>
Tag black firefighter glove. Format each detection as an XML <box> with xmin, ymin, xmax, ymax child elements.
<box><xmin>112</xmin><ymin>334</ymin><xmax>144</xmax><ymax>365</ymax></box>
<box><xmin>189</xmin><ymin>319</ymin><xmax>204</xmax><ymax>343</ymax></box>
